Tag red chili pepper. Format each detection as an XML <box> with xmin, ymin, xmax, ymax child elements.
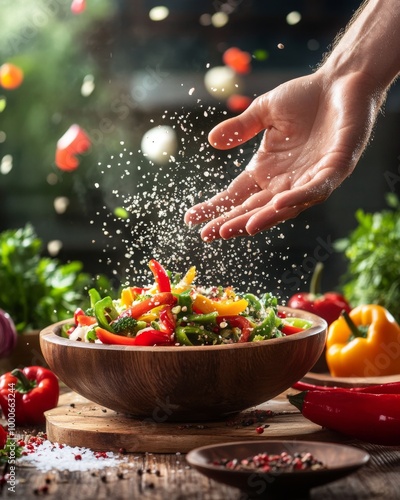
<box><xmin>292</xmin><ymin>380</ymin><xmax>400</xmax><ymax>394</ymax></box>
<box><xmin>287</xmin><ymin>262</ymin><xmax>351</xmax><ymax>325</ymax></box>
<box><xmin>159</xmin><ymin>307</ymin><xmax>176</xmax><ymax>334</ymax></box>
<box><xmin>0</xmin><ymin>367</ymin><xmax>59</xmax><ymax>425</ymax></box>
<box><xmin>288</xmin><ymin>390</ymin><xmax>400</xmax><ymax>445</ymax></box>
<box><xmin>149</xmin><ymin>259</ymin><xmax>171</xmax><ymax>293</ymax></box>
<box><xmin>292</xmin><ymin>381</ymin><xmax>339</xmax><ymax>392</ymax></box>
<box><xmin>120</xmin><ymin>292</ymin><xmax>176</xmax><ymax>319</ymax></box>
<box><xmin>217</xmin><ymin>315</ymin><xmax>253</xmax><ymax>343</ymax></box>
<box><xmin>95</xmin><ymin>327</ymin><xmax>172</xmax><ymax>346</ymax></box>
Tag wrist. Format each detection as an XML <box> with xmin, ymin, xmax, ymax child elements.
<box><xmin>320</xmin><ymin>0</ymin><xmax>400</xmax><ymax>93</ymax></box>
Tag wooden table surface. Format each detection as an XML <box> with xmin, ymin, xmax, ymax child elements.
<box><xmin>3</xmin><ymin>388</ymin><xmax>400</xmax><ymax>500</ymax></box>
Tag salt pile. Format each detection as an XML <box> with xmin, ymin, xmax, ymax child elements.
<box><xmin>18</xmin><ymin>439</ymin><xmax>123</xmax><ymax>473</ymax></box>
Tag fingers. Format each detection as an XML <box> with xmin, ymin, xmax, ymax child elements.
<box><xmin>208</xmin><ymin>97</ymin><xmax>268</xmax><ymax>150</ymax></box>
<box><xmin>184</xmin><ymin>170</ymin><xmax>261</xmax><ymax>225</ymax></box>
<box><xmin>200</xmin><ymin>201</ymin><xmax>308</xmax><ymax>242</ymax></box>
<box><xmin>196</xmin><ymin>173</ymin><xmax>337</xmax><ymax>241</ymax></box>
<box><xmin>199</xmin><ymin>194</ymin><xmax>271</xmax><ymax>241</ymax></box>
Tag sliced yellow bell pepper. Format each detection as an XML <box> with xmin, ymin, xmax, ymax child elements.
<box><xmin>326</xmin><ymin>304</ymin><xmax>400</xmax><ymax>377</ymax></box>
<box><xmin>172</xmin><ymin>266</ymin><xmax>196</xmax><ymax>294</ymax></box>
<box><xmin>120</xmin><ymin>288</ymin><xmax>134</xmax><ymax>308</ymax></box>
<box><xmin>193</xmin><ymin>293</ymin><xmax>248</xmax><ymax>316</ymax></box>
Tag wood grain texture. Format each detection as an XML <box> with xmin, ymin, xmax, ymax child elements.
<box><xmin>9</xmin><ymin>387</ymin><xmax>400</xmax><ymax>500</ymax></box>
<box><xmin>40</xmin><ymin>307</ymin><xmax>327</xmax><ymax>422</ymax></box>
<box><xmin>45</xmin><ymin>390</ymin><xmax>343</xmax><ymax>453</ymax></box>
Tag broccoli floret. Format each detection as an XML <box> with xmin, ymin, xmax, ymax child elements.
<box><xmin>111</xmin><ymin>316</ymin><xmax>138</xmax><ymax>336</ymax></box>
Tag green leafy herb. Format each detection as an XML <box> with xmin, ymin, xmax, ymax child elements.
<box><xmin>334</xmin><ymin>193</ymin><xmax>400</xmax><ymax>322</ymax></box>
<box><xmin>0</xmin><ymin>224</ymin><xmax>111</xmax><ymax>333</ymax></box>
<box><xmin>0</xmin><ymin>438</ymin><xmax>23</xmax><ymax>465</ymax></box>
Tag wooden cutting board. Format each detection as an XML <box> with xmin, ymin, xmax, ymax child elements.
<box><xmin>45</xmin><ymin>391</ymin><xmax>345</xmax><ymax>453</ymax></box>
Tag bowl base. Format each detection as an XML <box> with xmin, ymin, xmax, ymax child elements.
<box><xmin>45</xmin><ymin>390</ymin><xmax>343</xmax><ymax>454</ymax></box>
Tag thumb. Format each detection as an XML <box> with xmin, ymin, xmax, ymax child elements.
<box><xmin>208</xmin><ymin>97</ymin><xmax>269</xmax><ymax>150</ymax></box>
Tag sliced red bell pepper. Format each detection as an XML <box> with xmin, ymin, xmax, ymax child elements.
<box><xmin>159</xmin><ymin>307</ymin><xmax>176</xmax><ymax>334</ymax></box>
<box><xmin>281</xmin><ymin>324</ymin><xmax>304</xmax><ymax>335</ymax></box>
<box><xmin>74</xmin><ymin>308</ymin><xmax>97</xmax><ymax>326</ymax></box>
<box><xmin>0</xmin><ymin>367</ymin><xmax>59</xmax><ymax>425</ymax></box>
<box><xmin>120</xmin><ymin>292</ymin><xmax>176</xmax><ymax>319</ymax></box>
<box><xmin>217</xmin><ymin>315</ymin><xmax>253</xmax><ymax>343</ymax></box>
<box><xmin>96</xmin><ymin>326</ymin><xmax>173</xmax><ymax>346</ymax></box>
<box><xmin>149</xmin><ymin>259</ymin><xmax>171</xmax><ymax>292</ymax></box>
<box><xmin>96</xmin><ymin>327</ymin><xmax>137</xmax><ymax>345</ymax></box>
<box><xmin>133</xmin><ymin>329</ymin><xmax>173</xmax><ymax>346</ymax></box>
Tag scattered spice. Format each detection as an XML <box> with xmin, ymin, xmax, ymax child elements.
<box><xmin>226</xmin><ymin>409</ymin><xmax>275</xmax><ymax>428</ymax></box>
<box><xmin>213</xmin><ymin>451</ymin><xmax>326</xmax><ymax>473</ymax></box>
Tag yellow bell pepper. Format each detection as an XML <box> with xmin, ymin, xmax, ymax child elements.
<box><xmin>120</xmin><ymin>288</ymin><xmax>135</xmax><ymax>308</ymax></box>
<box><xmin>193</xmin><ymin>293</ymin><xmax>248</xmax><ymax>316</ymax></box>
<box><xmin>172</xmin><ymin>266</ymin><xmax>196</xmax><ymax>294</ymax></box>
<box><xmin>326</xmin><ymin>304</ymin><xmax>400</xmax><ymax>377</ymax></box>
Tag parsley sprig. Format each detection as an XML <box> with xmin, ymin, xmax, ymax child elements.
<box><xmin>335</xmin><ymin>193</ymin><xmax>400</xmax><ymax>322</ymax></box>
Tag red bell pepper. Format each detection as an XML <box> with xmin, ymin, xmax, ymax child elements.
<box><xmin>280</xmin><ymin>324</ymin><xmax>304</xmax><ymax>335</ymax></box>
<box><xmin>287</xmin><ymin>262</ymin><xmax>351</xmax><ymax>325</ymax></box>
<box><xmin>96</xmin><ymin>327</ymin><xmax>137</xmax><ymax>345</ymax></box>
<box><xmin>74</xmin><ymin>308</ymin><xmax>97</xmax><ymax>326</ymax></box>
<box><xmin>288</xmin><ymin>389</ymin><xmax>400</xmax><ymax>445</ymax></box>
<box><xmin>159</xmin><ymin>307</ymin><xmax>176</xmax><ymax>334</ymax></box>
<box><xmin>217</xmin><ymin>315</ymin><xmax>253</xmax><ymax>343</ymax></box>
<box><xmin>0</xmin><ymin>425</ymin><xmax>7</xmax><ymax>449</ymax></box>
<box><xmin>133</xmin><ymin>329</ymin><xmax>173</xmax><ymax>346</ymax></box>
<box><xmin>96</xmin><ymin>327</ymin><xmax>173</xmax><ymax>346</ymax></box>
<box><xmin>55</xmin><ymin>124</ymin><xmax>91</xmax><ymax>172</ymax></box>
<box><xmin>149</xmin><ymin>259</ymin><xmax>171</xmax><ymax>292</ymax></box>
<box><xmin>120</xmin><ymin>292</ymin><xmax>176</xmax><ymax>319</ymax></box>
<box><xmin>0</xmin><ymin>367</ymin><xmax>59</xmax><ymax>426</ymax></box>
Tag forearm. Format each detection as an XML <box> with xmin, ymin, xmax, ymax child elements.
<box><xmin>321</xmin><ymin>0</ymin><xmax>400</xmax><ymax>91</ymax></box>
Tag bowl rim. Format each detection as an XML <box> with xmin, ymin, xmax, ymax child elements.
<box><xmin>186</xmin><ymin>439</ymin><xmax>371</xmax><ymax>474</ymax></box>
<box><xmin>40</xmin><ymin>306</ymin><xmax>327</xmax><ymax>352</ymax></box>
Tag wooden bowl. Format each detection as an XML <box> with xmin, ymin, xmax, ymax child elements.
<box><xmin>40</xmin><ymin>307</ymin><xmax>326</xmax><ymax>422</ymax></box>
<box><xmin>186</xmin><ymin>440</ymin><xmax>370</xmax><ymax>496</ymax></box>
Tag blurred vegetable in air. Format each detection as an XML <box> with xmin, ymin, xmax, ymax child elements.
<box><xmin>55</xmin><ymin>124</ymin><xmax>91</xmax><ymax>171</ymax></box>
<box><xmin>335</xmin><ymin>193</ymin><xmax>400</xmax><ymax>322</ymax></box>
<box><xmin>0</xmin><ymin>63</ymin><xmax>24</xmax><ymax>90</ymax></box>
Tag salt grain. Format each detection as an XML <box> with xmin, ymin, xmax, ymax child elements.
<box><xmin>91</xmin><ymin>104</ymin><xmax>295</xmax><ymax>296</ymax></box>
<box><xmin>18</xmin><ymin>439</ymin><xmax>123</xmax><ymax>473</ymax></box>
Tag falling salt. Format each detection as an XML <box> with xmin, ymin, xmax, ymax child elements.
<box><xmin>89</xmin><ymin>104</ymin><xmax>294</xmax><ymax>297</ymax></box>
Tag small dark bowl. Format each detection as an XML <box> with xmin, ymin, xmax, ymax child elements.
<box><xmin>186</xmin><ymin>440</ymin><xmax>370</xmax><ymax>497</ymax></box>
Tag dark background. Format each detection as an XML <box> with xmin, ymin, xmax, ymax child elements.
<box><xmin>1</xmin><ymin>0</ymin><xmax>399</xmax><ymax>298</ymax></box>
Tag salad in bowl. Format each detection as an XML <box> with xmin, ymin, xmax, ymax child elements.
<box><xmin>65</xmin><ymin>259</ymin><xmax>312</xmax><ymax>347</ymax></box>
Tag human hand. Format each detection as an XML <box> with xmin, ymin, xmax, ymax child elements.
<box><xmin>184</xmin><ymin>70</ymin><xmax>382</xmax><ymax>241</ymax></box>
